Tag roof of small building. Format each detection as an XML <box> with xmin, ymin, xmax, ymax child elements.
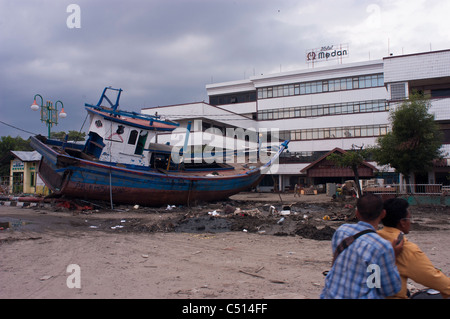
<box><xmin>10</xmin><ymin>151</ymin><xmax>42</xmax><ymax>162</ymax></box>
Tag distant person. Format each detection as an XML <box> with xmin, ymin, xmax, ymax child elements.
<box><xmin>378</xmin><ymin>197</ymin><xmax>450</xmax><ymax>299</ymax></box>
<box><xmin>294</xmin><ymin>184</ymin><xmax>301</xmax><ymax>197</ymax></box>
<box><xmin>320</xmin><ymin>193</ymin><xmax>402</xmax><ymax>299</ymax></box>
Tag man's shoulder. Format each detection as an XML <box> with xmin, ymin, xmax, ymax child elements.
<box><xmin>336</xmin><ymin>223</ymin><xmax>391</xmax><ymax>248</ymax></box>
<box><xmin>336</xmin><ymin>222</ymin><xmax>361</xmax><ymax>232</ymax></box>
<box><xmin>402</xmin><ymin>239</ymin><xmax>422</xmax><ymax>255</ymax></box>
<box><xmin>336</xmin><ymin>222</ymin><xmax>374</xmax><ymax>235</ymax></box>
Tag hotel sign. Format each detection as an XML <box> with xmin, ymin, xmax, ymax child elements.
<box><xmin>306</xmin><ymin>44</ymin><xmax>349</xmax><ymax>64</ymax></box>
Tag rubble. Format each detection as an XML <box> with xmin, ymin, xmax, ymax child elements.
<box><xmin>7</xmin><ymin>193</ymin><xmax>447</xmax><ymax>240</ymax></box>
<box><xmin>0</xmin><ymin>195</ymin><xmax>348</xmax><ymax>239</ymax></box>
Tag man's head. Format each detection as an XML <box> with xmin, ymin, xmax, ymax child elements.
<box><xmin>356</xmin><ymin>193</ymin><xmax>385</xmax><ymax>223</ymax></box>
<box><xmin>382</xmin><ymin>197</ymin><xmax>411</xmax><ymax>234</ymax></box>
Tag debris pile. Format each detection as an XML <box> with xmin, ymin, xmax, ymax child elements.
<box><xmin>294</xmin><ymin>224</ymin><xmax>336</xmax><ymax>241</ymax></box>
<box><xmin>1</xmin><ymin>196</ymin><xmax>359</xmax><ymax>240</ymax></box>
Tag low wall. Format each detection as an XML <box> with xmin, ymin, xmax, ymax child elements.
<box><xmin>402</xmin><ymin>195</ymin><xmax>450</xmax><ymax>206</ymax></box>
<box><xmin>374</xmin><ymin>193</ymin><xmax>450</xmax><ymax>206</ymax></box>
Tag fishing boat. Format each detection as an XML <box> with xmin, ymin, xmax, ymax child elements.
<box><xmin>30</xmin><ymin>87</ymin><xmax>289</xmax><ymax>206</ymax></box>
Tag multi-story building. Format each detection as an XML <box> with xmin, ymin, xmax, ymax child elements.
<box><xmin>383</xmin><ymin>50</ymin><xmax>450</xmax><ymax>186</ymax></box>
<box><xmin>143</xmin><ymin>49</ymin><xmax>450</xmax><ymax>191</ymax></box>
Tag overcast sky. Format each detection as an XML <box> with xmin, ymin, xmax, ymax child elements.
<box><xmin>1</xmin><ymin>0</ymin><xmax>450</xmax><ymax>139</ymax></box>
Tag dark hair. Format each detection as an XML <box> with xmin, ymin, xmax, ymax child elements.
<box><xmin>382</xmin><ymin>197</ymin><xmax>409</xmax><ymax>227</ymax></box>
<box><xmin>356</xmin><ymin>193</ymin><xmax>384</xmax><ymax>221</ymax></box>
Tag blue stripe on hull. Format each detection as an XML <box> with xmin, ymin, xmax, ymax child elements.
<box><xmin>31</xmin><ymin>135</ymin><xmax>288</xmax><ymax>206</ymax></box>
<box><xmin>66</xmin><ymin>165</ymin><xmax>261</xmax><ymax>192</ymax></box>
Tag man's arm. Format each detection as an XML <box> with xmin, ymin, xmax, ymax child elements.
<box><xmin>403</xmin><ymin>244</ymin><xmax>450</xmax><ymax>298</ymax></box>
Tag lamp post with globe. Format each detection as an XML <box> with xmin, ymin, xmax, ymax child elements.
<box><xmin>30</xmin><ymin>94</ymin><xmax>67</xmax><ymax>138</ymax></box>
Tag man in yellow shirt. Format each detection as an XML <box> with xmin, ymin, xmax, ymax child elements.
<box><xmin>378</xmin><ymin>197</ymin><xmax>450</xmax><ymax>299</ymax></box>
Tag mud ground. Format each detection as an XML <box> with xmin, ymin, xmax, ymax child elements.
<box><xmin>1</xmin><ymin>192</ymin><xmax>449</xmax><ymax>299</ymax></box>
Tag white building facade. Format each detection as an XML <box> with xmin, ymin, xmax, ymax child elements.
<box><xmin>143</xmin><ymin>49</ymin><xmax>450</xmax><ymax>191</ymax></box>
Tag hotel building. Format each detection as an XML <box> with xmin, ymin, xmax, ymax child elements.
<box><xmin>143</xmin><ymin>49</ymin><xmax>450</xmax><ymax>191</ymax></box>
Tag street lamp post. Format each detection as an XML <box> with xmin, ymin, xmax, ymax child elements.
<box><xmin>30</xmin><ymin>94</ymin><xmax>67</xmax><ymax>138</ymax></box>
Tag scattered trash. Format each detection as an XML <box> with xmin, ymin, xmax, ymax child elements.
<box><xmin>40</xmin><ymin>275</ymin><xmax>52</xmax><ymax>281</ymax></box>
<box><xmin>56</xmin><ymin>200</ymin><xmax>93</xmax><ymax>211</ymax></box>
<box><xmin>208</xmin><ymin>210</ymin><xmax>220</xmax><ymax>216</ymax></box>
<box><xmin>269</xmin><ymin>206</ymin><xmax>277</xmax><ymax>215</ymax></box>
<box><xmin>0</xmin><ymin>196</ymin><xmax>345</xmax><ymax>238</ymax></box>
<box><xmin>223</xmin><ymin>205</ymin><xmax>235</xmax><ymax>214</ymax></box>
<box><xmin>0</xmin><ymin>222</ymin><xmax>9</xmax><ymax>229</ymax></box>
<box><xmin>279</xmin><ymin>205</ymin><xmax>292</xmax><ymax>216</ymax></box>
<box><xmin>175</xmin><ymin>216</ymin><xmax>231</xmax><ymax>233</ymax></box>
<box><xmin>239</xmin><ymin>269</ymin><xmax>264</xmax><ymax>279</ymax></box>
<box><xmin>233</xmin><ymin>208</ymin><xmax>262</xmax><ymax>217</ymax></box>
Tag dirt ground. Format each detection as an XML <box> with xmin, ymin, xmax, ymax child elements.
<box><xmin>0</xmin><ymin>192</ymin><xmax>449</xmax><ymax>299</ymax></box>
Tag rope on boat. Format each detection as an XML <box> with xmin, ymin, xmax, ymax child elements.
<box><xmin>108</xmin><ymin>122</ymin><xmax>114</xmax><ymax>209</ymax></box>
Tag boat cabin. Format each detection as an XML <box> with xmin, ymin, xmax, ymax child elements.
<box><xmin>83</xmin><ymin>87</ymin><xmax>180</xmax><ymax>168</ymax></box>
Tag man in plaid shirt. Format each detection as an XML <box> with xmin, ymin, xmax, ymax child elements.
<box><xmin>320</xmin><ymin>193</ymin><xmax>402</xmax><ymax>299</ymax></box>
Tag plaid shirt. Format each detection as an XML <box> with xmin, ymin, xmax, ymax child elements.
<box><xmin>320</xmin><ymin>221</ymin><xmax>401</xmax><ymax>299</ymax></box>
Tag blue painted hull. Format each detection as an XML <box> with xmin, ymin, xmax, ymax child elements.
<box><xmin>31</xmin><ymin>136</ymin><xmax>288</xmax><ymax>206</ymax></box>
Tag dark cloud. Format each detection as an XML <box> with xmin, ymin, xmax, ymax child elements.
<box><xmin>1</xmin><ymin>0</ymin><xmax>449</xmax><ymax>138</ymax></box>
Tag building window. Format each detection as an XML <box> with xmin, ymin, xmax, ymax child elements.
<box><xmin>277</xmin><ymin>124</ymin><xmax>389</xmax><ymax>141</ymax></box>
<box><xmin>210</xmin><ymin>91</ymin><xmax>257</xmax><ymax>105</ymax></box>
<box><xmin>390</xmin><ymin>83</ymin><xmax>406</xmax><ymax>100</ymax></box>
<box><xmin>257</xmin><ymin>99</ymin><xmax>387</xmax><ymax>120</ymax></box>
<box><xmin>257</xmin><ymin>74</ymin><xmax>384</xmax><ymax>100</ymax></box>
<box><xmin>431</xmin><ymin>88</ymin><xmax>450</xmax><ymax>98</ymax></box>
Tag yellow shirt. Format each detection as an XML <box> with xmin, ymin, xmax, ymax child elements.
<box><xmin>378</xmin><ymin>226</ymin><xmax>450</xmax><ymax>299</ymax></box>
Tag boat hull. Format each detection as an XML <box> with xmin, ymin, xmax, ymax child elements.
<box><xmin>32</xmin><ymin>136</ymin><xmax>270</xmax><ymax>206</ymax></box>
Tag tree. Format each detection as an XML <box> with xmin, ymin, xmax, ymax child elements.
<box><xmin>371</xmin><ymin>92</ymin><xmax>443</xmax><ymax>188</ymax></box>
<box><xmin>327</xmin><ymin>146</ymin><xmax>370</xmax><ymax>198</ymax></box>
<box><xmin>50</xmin><ymin>130</ymin><xmax>86</xmax><ymax>142</ymax></box>
<box><xmin>0</xmin><ymin>135</ymin><xmax>33</xmax><ymax>177</ymax></box>
<box><xmin>50</xmin><ymin>131</ymin><xmax>67</xmax><ymax>140</ymax></box>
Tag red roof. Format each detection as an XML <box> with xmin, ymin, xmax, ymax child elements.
<box><xmin>301</xmin><ymin>147</ymin><xmax>378</xmax><ymax>177</ymax></box>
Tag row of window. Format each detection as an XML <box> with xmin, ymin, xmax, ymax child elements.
<box><xmin>257</xmin><ymin>99</ymin><xmax>388</xmax><ymax>120</ymax></box>
<box><xmin>278</xmin><ymin>124</ymin><xmax>390</xmax><ymax>141</ymax></box>
<box><xmin>209</xmin><ymin>91</ymin><xmax>257</xmax><ymax>106</ymax></box>
<box><xmin>258</xmin><ymin>74</ymin><xmax>384</xmax><ymax>99</ymax></box>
